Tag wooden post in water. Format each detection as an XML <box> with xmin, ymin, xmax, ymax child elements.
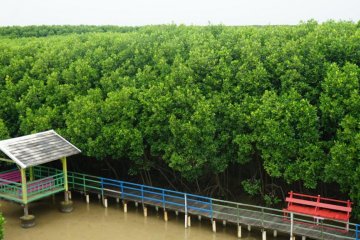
<box><xmin>222</xmin><ymin>220</ymin><xmax>226</xmax><ymax>226</ymax></box>
<box><xmin>104</xmin><ymin>198</ymin><xmax>108</xmax><ymax>208</ymax></box>
<box><xmin>198</xmin><ymin>215</ymin><xmax>202</xmax><ymax>221</ymax></box>
<box><xmin>187</xmin><ymin>215</ymin><xmax>191</xmax><ymax>227</ymax></box>
<box><xmin>86</xmin><ymin>194</ymin><xmax>90</xmax><ymax>204</ymax></box>
<box><xmin>247</xmin><ymin>225</ymin><xmax>251</xmax><ymax>231</ymax></box>
<box><xmin>301</xmin><ymin>236</ymin><xmax>306</xmax><ymax>240</ymax></box>
<box><xmin>123</xmin><ymin>201</ymin><xmax>128</xmax><ymax>213</ymax></box>
<box><xmin>185</xmin><ymin>214</ymin><xmax>188</xmax><ymax>229</ymax></box>
<box><xmin>164</xmin><ymin>211</ymin><xmax>168</xmax><ymax>222</ymax></box>
<box><xmin>290</xmin><ymin>212</ymin><xmax>294</xmax><ymax>240</ymax></box>
<box><xmin>143</xmin><ymin>205</ymin><xmax>148</xmax><ymax>217</ymax></box>
<box><xmin>212</xmin><ymin>219</ymin><xmax>216</xmax><ymax>232</ymax></box>
<box><xmin>273</xmin><ymin>230</ymin><xmax>277</xmax><ymax>237</ymax></box>
<box><xmin>262</xmin><ymin>230</ymin><xmax>266</xmax><ymax>240</ymax></box>
<box><xmin>237</xmin><ymin>224</ymin><xmax>242</xmax><ymax>238</ymax></box>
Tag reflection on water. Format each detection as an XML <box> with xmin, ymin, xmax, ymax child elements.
<box><xmin>1</xmin><ymin>194</ymin><xmax>287</xmax><ymax>240</ymax></box>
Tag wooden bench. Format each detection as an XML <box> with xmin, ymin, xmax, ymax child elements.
<box><xmin>0</xmin><ymin>170</ymin><xmax>21</xmax><ymax>185</ymax></box>
<box><xmin>284</xmin><ymin>191</ymin><xmax>352</xmax><ymax>230</ymax></box>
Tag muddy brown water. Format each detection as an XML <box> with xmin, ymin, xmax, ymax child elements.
<box><xmin>1</xmin><ymin>194</ymin><xmax>288</xmax><ymax>240</ymax></box>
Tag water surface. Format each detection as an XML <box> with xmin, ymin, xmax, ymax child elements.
<box><xmin>1</xmin><ymin>194</ymin><xmax>287</xmax><ymax>240</ymax></box>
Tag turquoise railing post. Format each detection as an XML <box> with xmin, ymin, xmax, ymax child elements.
<box><xmin>100</xmin><ymin>178</ymin><xmax>104</xmax><ymax>201</ymax></box>
<box><xmin>83</xmin><ymin>174</ymin><xmax>86</xmax><ymax>193</ymax></box>
<box><xmin>72</xmin><ymin>173</ymin><xmax>75</xmax><ymax>189</ymax></box>
<box><xmin>356</xmin><ymin>224</ymin><xmax>359</xmax><ymax>240</ymax></box>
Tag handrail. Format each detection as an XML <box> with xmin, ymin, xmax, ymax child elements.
<box><xmin>29</xmin><ymin>166</ymin><xmax>358</xmax><ymax>240</ymax></box>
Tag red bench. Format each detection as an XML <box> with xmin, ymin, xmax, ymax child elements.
<box><xmin>0</xmin><ymin>170</ymin><xmax>21</xmax><ymax>185</ymax></box>
<box><xmin>284</xmin><ymin>191</ymin><xmax>352</xmax><ymax>230</ymax></box>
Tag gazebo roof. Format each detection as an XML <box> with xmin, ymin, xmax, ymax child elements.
<box><xmin>0</xmin><ymin>130</ymin><xmax>81</xmax><ymax>168</ymax></box>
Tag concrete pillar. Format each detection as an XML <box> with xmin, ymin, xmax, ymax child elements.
<box><xmin>64</xmin><ymin>191</ymin><xmax>70</xmax><ymax>202</ymax></box>
<box><xmin>155</xmin><ymin>206</ymin><xmax>159</xmax><ymax>212</ymax></box>
<box><xmin>175</xmin><ymin>211</ymin><xmax>179</xmax><ymax>216</ymax></box>
<box><xmin>104</xmin><ymin>198</ymin><xmax>108</xmax><ymax>208</ymax></box>
<box><xmin>302</xmin><ymin>236</ymin><xmax>306</xmax><ymax>240</ymax></box>
<box><xmin>273</xmin><ymin>230</ymin><xmax>277</xmax><ymax>237</ymax></box>
<box><xmin>237</xmin><ymin>224</ymin><xmax>242</xmax><ymax>238</ymax></box>
<box><xmin>185</xmin><ymin>214</ymin><xmax>188</xmax><ymax>229</ymax></box>
<box><xmin>187</xmin><ymin>215</ymin><xmax>191</xmax><ymax>227</ymax></box>
<box><xmin>290</xmin><ymin>237</ymin><xmax>296</xmax><ymax>240</ymax></box>
<box><xmin>222</xmin><ymin>220</ymin><xmax>226</xmax><ymax>226</ymax></box>
<box><xmin>143</xmin><ymin>206</ymin><xmax>148</xmax><ymax>217</ymax></box>
<box><xmin>60</xmin><ymin>191</ymin><xmax>73</xmax><ymax>213</ymax></box>
<box><xmin>262</xmin><ymin>230</ymin><xmax>266</xmax><ymax>240</ymax></box>
<box><xmin>68</xmin><ymin>191</ymin><xmax>72</xmax><ymax>200</ymax></box>
<box><xmin>164</xmin><ymin>211</ymin><xmax>168</xmax><ymax>222</ymax></box>
<box><xmin>212</xmin><ymin>219</ymin><xmax>216</xmax><ymax>232</ymax></box>
<box><xmin>198</xmin><ymin>215</ymin><xmax>202</xmax><ymax>221</ymax></box>
<box><xmin>24</xmin><ymin>204</ymin><xmax>29</xmax><ymax>216</ymax></box>
<box><xmin>135</xmin><ymin>202</ymin><xmax>139</xmax><ymax>207</ymax></box>
<box><xmin>247</xmin><ymin>225</ymin><xmax>251</xmax><ymax>231</ymax></box>
<box><xmin>20</xmin><ymin>205</ymin><xmax>35</xmax><ymax>228</ymax></box>
<box><xmin>97</xmin><ymin>194</ymin><xmax>101</xmax><ymax>200</ymax></box>
<box><xmin>123</xmin><ymin>202</ymin><xmax>128</xmax><ymax>213</ymax></box>
<box><xmin>86</xmin><ymin>194</ymin><xmax>90</xmax><ymax>204</ymax></box>
<box><xmin>116</xmin><ymin>198</ymin><xmax>120</xmax><ymax>203</ymax></box>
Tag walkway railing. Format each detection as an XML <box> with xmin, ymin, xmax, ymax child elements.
<box><xmin>33</xmin><ymin>165</ymin><xmax>358</xmax><ymax>240</ymax></box>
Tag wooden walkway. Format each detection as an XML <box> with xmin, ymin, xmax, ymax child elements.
<box><xmin>39</xmin><ymin>166</ymin><xmax>360</xmax><ymax>240</ymax></box>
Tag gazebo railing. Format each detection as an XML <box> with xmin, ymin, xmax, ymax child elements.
<box><xmin>0</xmin><ymin>168</ymin><xmax>65</xmax><ymax>203</ymax></box>
<box><xmin>0</xmin><ymin>178</ymin><xmax>23</xmax><ymax>203</ymax></box>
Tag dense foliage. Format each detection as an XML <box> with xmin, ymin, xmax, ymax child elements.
<box><xmin>0</xmin><ymin>22</ymin><xmax>359</xmax><ymax>215</ymax></box>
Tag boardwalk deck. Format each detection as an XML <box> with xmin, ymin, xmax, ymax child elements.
<box><xmin>36</xmin><ymin>166</ymin><xmax>358</xmax><ymax>240</ymax></box>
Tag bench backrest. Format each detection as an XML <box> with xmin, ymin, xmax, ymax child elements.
<box><xmin>0</xmin><ymin>170</ymin><xmax>21</xmax><ymax>184</ymax></box>
<box><xmin>286</xmin><ymin>191</ymin><xmax>352</xmax><ymax>219</ymax></box>
<box><xmin>26</xmin><ymin>177</ymin><xmax>55</xmax><ymax>193</ymax></box>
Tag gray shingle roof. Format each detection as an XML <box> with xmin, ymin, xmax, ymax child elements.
<box><xmin>0</xmin><ymin>130</ymin><xmax>81</xmax><ymax>168</ymax></box>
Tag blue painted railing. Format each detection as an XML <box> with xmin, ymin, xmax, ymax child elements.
<box><xmin>30</xmin><ymin>166</ymin><xmax>359</xmax><ymax>240</ymax></box>
<box><xmin>100</xmin><ymin>177</ymin><xmax>213</xmax><ymax>218</ymax></box>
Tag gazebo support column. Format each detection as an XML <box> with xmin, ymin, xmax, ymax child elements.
<box><xmin>19</xmin><ymin>168</ymin><xmax>35</xmax><ymax>228</ymax></box>
<box><xmin>60</xmin><ymin>157</ymin><xmax>73</xmax><ymax>213</ymax></box>
<box><xmin>29</xmin><ymin>167</ymin><xmax>34</xmax><ymax>181</ymax></box>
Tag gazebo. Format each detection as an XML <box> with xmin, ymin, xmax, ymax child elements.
<box><xmin>0</xmin><ymin>130</ymin><xmax>81</xmax><ymax>227</ymax></box>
